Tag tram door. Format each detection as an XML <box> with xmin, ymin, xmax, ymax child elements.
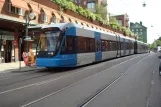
<box><xmin>95</xmin><ymin>32</ymin><xmax>102</xmax><ymax>61</ymax></box>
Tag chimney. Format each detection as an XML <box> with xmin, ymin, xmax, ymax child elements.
<box><xmin>140</xmin><ymin>21</ymin><xmax>142</xmax><ymax>25</ymax></box>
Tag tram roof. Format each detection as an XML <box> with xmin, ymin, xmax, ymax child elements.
<box><xmin>42</xmin><ymin>23</ymin><xmax>116</xmax><ymax>36</ymax></box>
<box><xmin>31</xmin><ymin>23</ymin><xmax>146</xmax><ymax>43</ymax></box>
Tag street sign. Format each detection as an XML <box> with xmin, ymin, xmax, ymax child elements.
<box><xmin>1</xmin><ymin>35</ymin><xmax>14</xmax><ymax>40</ymax></box>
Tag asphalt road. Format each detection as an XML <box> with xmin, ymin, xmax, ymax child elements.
<box><xmin>0</xmin><ymin>53</ymin><xmax>160</xmax><ymax>107</ymax></box>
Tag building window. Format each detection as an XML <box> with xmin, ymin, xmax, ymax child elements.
<box><xmin>87</xmin><ymin>2</ymin><xmax>95</xmax><ymax>9</ymax></box>
<box><xmin>117</xmin><ymin>20</ymin><xmax>122</xmax><ymax>26</ymax></box>
<box><xmin>84</xmin><ymin>1</ymin><xmax>86</xmax><ymax>5</ymax></box>
<box><xmin>136</xmin><ymin>29</ymin><xmax>138</xmax><ymax>31</ymax></box>
<box><xmin>60</xmin><ymin>16</ymin><xmax>65</xmax><ymax>23</ymax></box>
<box><xmin>8</xmin><ymin>1</ymin><xmax>24</xmax><ymax>16</ymax></box>
<box><xmin>52</xmin><ymin>16</ymin><xmax>57</xmax><ymax>23</ymax></box>
<box><xmin>8</xmin><ymin>1</ymin><xmax>11</xmax><ymax>12</ymax></box>
<box><xmin>136</xmin><ymin>32</ymin><xmax>138</xmax><ymax>35</ymax></box>
<box><xmin>140</xmin><ymin>32</ymin><xmax>143</xmax><ymax>35</ymax></box>
<box><xmin>140</xmin><ymin>29</ymin><xmax>142</xmax><ymax>31</ymax></box>
<box><xmin>132</xmin><ymin>29</ymin><xmax>134</xmax><ymax>31</ymax></box>
<box><xmin>18</xmin><ymin>8</ymin><xmax>24</xmax><ymax>16</ymax></box>
<box><xmin>41</xmin><ymin>12</ymin><xmax>48</xmax><ymax>22</ymax></box>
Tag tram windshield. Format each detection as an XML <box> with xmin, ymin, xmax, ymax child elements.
<box><xmin>36</xmin><ymin>29</ymin><xmax>64</xmax><ymax>57</ymax></box>
<box><xmin>38</xmin><ymin>31</ymin><xmax>60</xmax><ymax>52</ymax></box>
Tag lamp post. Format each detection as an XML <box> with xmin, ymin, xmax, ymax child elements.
<box><xmin>24</xmin><ymin>12</ymin><xmax>36</xmax><ymax>52</ymax></box>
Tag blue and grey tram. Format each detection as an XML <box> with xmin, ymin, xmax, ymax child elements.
<box><xmin>35</xmin><ymin>23</ymin><xmax>147</xmax><ymax>68</ymax></box>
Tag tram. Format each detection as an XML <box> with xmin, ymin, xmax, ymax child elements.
<box><xmin>35</xmin><ymin>23</ymin><xmax>147</xmax><ymax>67</ymax></box>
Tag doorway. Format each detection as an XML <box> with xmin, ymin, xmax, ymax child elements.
<box><xmin>4</xmin><ymin>40</ymin><xmax>12</xmax><ymax>63</ymax></box>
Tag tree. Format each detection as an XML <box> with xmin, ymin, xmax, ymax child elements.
<box><xmin>95</xmin><ymin>4</ymin><xmax>107</xmax><ymax>20</ymax></box>
<box><xmin>109</xmin><ymin>16</ymin><xmax>117</xmax><ymax>24</ymax></box>
<box><xmin>158</xmin><ymin>36</ymin><xmax>161</xmax><ymax>41</ymax></box>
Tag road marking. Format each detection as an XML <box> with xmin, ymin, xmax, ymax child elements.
<box><xmin>0</xmin><ymin>54</ymin><xmax>146</xmax><ymax>95</ymax></box>
<box><xmin>21</xmin><ymin>54</ymin><xmax>149</xmax><ymax>107</ymax></box>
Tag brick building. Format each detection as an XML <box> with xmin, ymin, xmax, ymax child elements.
<box><xmin>112</xmin><ymin>13</ymin><xmax>129</xmax><ymax>28</ymax></box>
<box><xmin>74</xmin><ymin>0</ymin><xmax>109</xmax><ymax>23</ymax></box>
<box><xmin>0</xmin><ymin>0</ymin><xmax>113</xmax><ymax>63</ymax></box>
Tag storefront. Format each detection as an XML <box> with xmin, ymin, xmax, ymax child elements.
<box><xmin>0</xmin><ymin>30</ymin><xmax>15</xmax><ymax>63</ymax></box>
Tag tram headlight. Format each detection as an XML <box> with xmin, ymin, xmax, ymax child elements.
<box><xmin>48</xmin><ymin>52</ymin><xmax>54</xmax><ymax>57</ymax></box>
<box><xmin>50</xmin><ymin>52</ymin><xmax>54</xmax><ymax>55</ymax></box>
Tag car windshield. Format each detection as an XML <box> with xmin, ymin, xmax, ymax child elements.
<box><xmin>38</xmin><ymin>31</ymin><xmax>60</xmax><ymax>52</ymax></box>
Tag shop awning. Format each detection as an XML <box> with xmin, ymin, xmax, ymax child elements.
<box><xmin>10</xmin><ymin>0</ymin><xmax>29</xmax><ymax>10</ymax></box>
<box><xmin>53</xmin><ymin>12</ymin><xmax>61</xmax><ymax>19</ymax></box>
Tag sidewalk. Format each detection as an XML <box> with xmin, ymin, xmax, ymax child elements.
<box><xmin>0</xmin><ymin>61</ymin><xmax>45</xmax><ymax>73</ymax></box>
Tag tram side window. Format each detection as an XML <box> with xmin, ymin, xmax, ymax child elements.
<box><xmin>106</xmin><ymin>41</ymin><xmax>110</xmax><ymax>51</ymax></box>
<box><xmin>89</xmin><ymin>38</ymin><xmax>95</xmax><ymax>52</ymax></box>
<box><xmin>126</xmin><ymin>42</ymin><xmax>129</xmax><ymax>50</ymax></box>
<box><xmin>77</xmin><ymin>36</ymin><xmax>86</xmax><ymax>53</ymax></box>
<box><xmin>113</xmin><ymin>42</ymin><xmax>116</xmax><ymax>51</ymax></box>
<box><xmin>77</xmin><ymin>37</ymin><xmax>95</xmax><ymax>53</ymax></box>
<box><xmin>109</xmin><ymin>41</ymin><xmax>112</xmax><ymax>51</ymax></box>
<box><xmin>121</xmin><ymin>42</ymin><xmax>124</xmax><ymax>50</ymax></box>
<box><xmin>86</xmin><ymin>38</ymin><xmax>95</xmax><ymax>52</ymax></box>
<box><xmin>60</xmin><ymin>36</ymin><xmax>76</xmax><ymax>54</ymax></box>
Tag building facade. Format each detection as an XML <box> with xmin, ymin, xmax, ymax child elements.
<box><xmin>74</xmin><ymin>0</ymin><xmax>109</xmax><ymax>23</ymax></box>
<box><xmin>112</xmin><ymin>13</ymin><xmax>129</xmax><ymax>28</ymax></box>
<box><xmin>0</xmin><ymin>0</ymin><xmax>114</xmax><ymax>63</ymax></box>
<box><xmin>130</xmin><ymin>21</ymin><xmax>147</xmax><ymax>43</ymax></box>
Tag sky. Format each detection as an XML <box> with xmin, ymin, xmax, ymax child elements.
<box><xmin>108</xmin><ymin>0</ymin><xmax>161</xmax><ymax>44</ymax></box>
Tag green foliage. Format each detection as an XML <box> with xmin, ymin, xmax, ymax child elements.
<box><xmin>109</xmin><ymin>16</ymin><xmax>117</xmax><ymax>24</ymax></box>
<box><xmin>51</xmin><ymin>0</ymin><xmax>135</xmax><ymax>37</ymax></box>
<box><xmin>148</xmin><ymin>37</ymin><xmax>161</xmax><ymax>50</ymax></box>
<box><xmin>95</xmin><ymin>4</ymin><xmax>107</xmax><ymax>20</ymax></box>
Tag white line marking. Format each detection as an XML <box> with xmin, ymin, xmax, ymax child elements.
<box><xmin>21</xmin><ymin>54</ymin><xmax>149</xmax><ymax>107</ymax></box>
<box><xmin>0</xmin><ymin>54</ymin><xmax>146</xmax><ymax>95</ymax></box>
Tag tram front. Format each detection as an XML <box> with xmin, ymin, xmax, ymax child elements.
<box><xmin>36</xmin><ymin>26</ymin><xmax>64</xmax><ymax>67</ymax></box>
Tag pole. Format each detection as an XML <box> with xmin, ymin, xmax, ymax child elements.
<box><xmin>19</xmin><ymin>38</ymin><xmax>22</xmax><ymax>70</ymax></box>
<box><xmin>26</xmin><ymin>15</ymin><xmax>29</xmax><ymax>52</ymax></box>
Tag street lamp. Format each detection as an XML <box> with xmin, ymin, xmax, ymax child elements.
<box><xmin>24</xmin><ymin>12</ymin><xmax>36</xmax><ymax>52</ymax></box>
<box><xmin>142</xmin><ymin>1</ymin><xmax>146</xmax><ymax>7</ymax></box>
